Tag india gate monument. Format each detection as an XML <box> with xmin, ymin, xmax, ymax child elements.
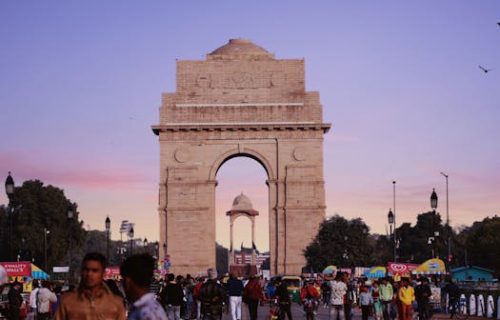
<box><xmin>152</xmin><ymin>39</ymin><xmax>331</xmax><ymax>275</ymax></box>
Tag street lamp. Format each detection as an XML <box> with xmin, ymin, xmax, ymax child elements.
<box><xmin>143</xmin><ymin>238</ymin><xmax>148</xmax><ymax>253</ymax></box>
<box><xmin>154</xmin><ymin>241</ymin><xmax>159</xmax><ymax>259</ymax></box>
<box><xmin>44</xmin><ymin>228</ymin><xmax>50</xmax><ymax>272</ymax></box>
<box><xmin>427</xmin><ymin>236</ymin><xmax>435</xmax><ymax>258</ymax></box>
<box><xmin>441</xmin><ymin>172</ymin><xmax>451</xmax><ymax>262</ymax></box>
<box><xmin>430</xmin><ymin>188</ymin><xmax>438</xmax><ymax>258</ymax></box>
<box><xmin>391</xmin><ymin>180</ymin><xmax>398</xmax><ymax>262</ymax></box>
<box><xmin>387</xmin><ymin>209</ymin><xmax>396</xmax><ymax>262</ymax></box>
<box><xmin>5</xmin><ymin>172</ymin><xmax>15</xmax><ymax>261</ymax></box>
<box><xmin>67</xmin><ymin>204</ymin><xmax>74</xmax><ymax>282</ymax></box>
<box><xmin>5</xmin><ymin>172</ymin><xmax>15</xmax><ymax>197</ymax></box>
<box><xmin>430</xmin><ymin>188</ymin><xmax>438</xmax><ymax>211</ymax></box>
<box><xmin>105</xmin><ymin>216</ymin><xmax>111</xmax><ymax>261</ymax></box>
<box><xmin>128</xmin><ymin>226</ymin><xmax>134</xmax><ymax>255</ymax></box>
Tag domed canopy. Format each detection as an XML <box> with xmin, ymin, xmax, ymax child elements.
<box><xmin>226</xmin><ymin>193</ymin><xmax>259</xmax><ymax>216</ymax></box>
<box><xmin>208</xmin><ymin>39</ymin><xmax>274</xmax><ymax>60</ymax></box>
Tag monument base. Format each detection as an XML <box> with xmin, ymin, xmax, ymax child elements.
<box><xmin>229</xmin><ymin>264</ymin><xmax>258</xmax><ymax>278</ymax></box>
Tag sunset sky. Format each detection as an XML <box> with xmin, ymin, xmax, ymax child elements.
<box><xmin>1</xmin><ymin>1</ymin><xmax>499</xmax><ymax>252</ymax></box>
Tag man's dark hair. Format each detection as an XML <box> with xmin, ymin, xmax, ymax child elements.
<box><xmin>120</xmin><ymin>254</ymin><xmax>155</xmax><ymax>288</ymax></box>
<box><xmin>82</xmin><ymin>252</ymin><xmax>107</xmax><ymax>270</ymax></box>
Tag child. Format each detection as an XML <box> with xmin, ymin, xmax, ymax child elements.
<box><xmin>359</xmin><ymin>285</ymin><xmax>374</xmax><ymax>320</ymax></box>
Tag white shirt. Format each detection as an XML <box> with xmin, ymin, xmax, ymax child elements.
<box><xmin>129</xmin><ymin>292</ymin><xmax>168</xmax><ymax>320</ymax></box>
<box><xmin>29</xmin><ymin>287</ymin><xmax>39</xmax><ymax>309</ymax></box>
<box><xmin>37</xmin><ymin>287</ymin><xmax>57</xmax><ymax>313</ymax></box>
<box><xmin>330</xmin><ymin>280</ymin><xmax>347</xmax><ymax>306</ymax></box>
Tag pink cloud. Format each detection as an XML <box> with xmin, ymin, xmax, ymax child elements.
<box><xmin>0</xmin><ymin>151</ymin><xmax>151</xmax><ymax>191</ymax></box>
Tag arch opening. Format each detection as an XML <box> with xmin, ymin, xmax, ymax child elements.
<box><xmin>215</xmin><ymin>156</ymin><xmax>270</xmax><ymax>276</ymax></box>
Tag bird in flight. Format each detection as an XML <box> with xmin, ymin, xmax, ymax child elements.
<box><xmin>479</xmin><ymin>65</ymin><xmax>492</xmax><ymax>73</ymax></box>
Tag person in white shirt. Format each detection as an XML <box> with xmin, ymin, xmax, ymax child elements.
<box><xmin>37</xmin><ymin>281</ymin><xmax>58</xmax><ymax>320</ymax></box>
<box><xmin>329</xmin><ymin>272</ymin><xmax>347</xmax><ymax>320</ymax></box>
<box><xmin>29</xmin><ymin>280</ymin><xmax>40</xmax><ymax>315</ymax></box>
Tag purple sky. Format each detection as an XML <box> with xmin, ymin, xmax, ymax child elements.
<box><xmin>1</xmin><ymin>1</ymin><xmax>499</xmax><ymax>251</ymax></box>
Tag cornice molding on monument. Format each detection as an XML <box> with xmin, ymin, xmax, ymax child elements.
<box><xmin>152</xmin><ymin>122</ymin><xmax>331</xmax><ymax>135</ymax></box>
<box><xmin>175</xmin><ymin>102</ymin><xmax>304</xmax><ymax>108</ymax></box>
<box><xmin>164</xmin><ymin>206</ymin><xmax>210</xmax><ymax>212</ymax></box>
<box><xmin>165</xmin><ymin>180</ymin><xmax>218</xmax><ymax>186</ymax></box>
<box><xmin>283</xmin><ymin>180</ymin><xmax>326</xmax><ymax>184</ymax></box>
<box><xmin>284</xmin><ymin>205</ymin><xmax>328</xmax><ymax>210</ymax></box>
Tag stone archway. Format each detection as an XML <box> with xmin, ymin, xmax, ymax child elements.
<box><xmin>152</xmin><ymin>39</ymin><xmax>331</xmax><ymax>276</ymax></box>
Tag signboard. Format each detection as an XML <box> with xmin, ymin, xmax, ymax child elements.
<box><xmin>0</xmin><ymin>262</ymin><xmax>32</xmax><ymax>277</ymax></box>
<box><xmin>53</xmin><ymin>266</ymin><xmax>69</xmax><ymax>273</ymax></box>
<box><xmin>340</xmin><ymin>268</ymin><xmax>352</xmax><ymax>275</ymax></box>
<box><xmin>387</xmin><ymin>262</ymin><xmax>418</xmax><ymax>277</ymax></box>
<box><xmin>430</xmin><ymin>285</ymin><xmax>441</xmax><ymax>305</ymax></box>
<box><xmin>104</xmin><ymin>266</ymin><xmax>121</xmax><ymax>280</ymax></box>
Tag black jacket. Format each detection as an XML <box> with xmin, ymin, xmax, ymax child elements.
<box><xmin>160</xmin><ymin>282</ymin><xmax>184</xmax><ymax>306</ymax></box>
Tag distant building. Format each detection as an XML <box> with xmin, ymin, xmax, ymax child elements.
<box><xmin>451</xmin><ymin>266</ymin><xmax>494</xmax><ymax>282</ymax></box>
<box><xmin>233</xmin><ymin>247</ymin><xmax>270</xmax><ymax>271</ymax></box>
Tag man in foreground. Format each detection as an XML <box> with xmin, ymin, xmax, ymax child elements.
<box><xmin>121</xmin><ymin>253</ymin><xmax>167</xmax><ymax>320</ymax></box>
<box><xmin>55</xmin><ymin>252</ymin><xmax>126</xmax><ymax>320</ymax></box>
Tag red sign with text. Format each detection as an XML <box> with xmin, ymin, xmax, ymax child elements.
<box><xmin>104</xmin><ymin>266</ymin><xmax>121</xmax><ymax>279</ymax></box>
<box><xmin>0</xmin><ymin>262</ymin><xmax>32</xmax><ymax>277</ymax></box>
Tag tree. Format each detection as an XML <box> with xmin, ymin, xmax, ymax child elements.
<box><xmin>216</xmin><ymin>242</ymin><xmax>228</xmax><ymax>275</ymax></box>
<box><xmin>454</xmin><ymin>216</ymin><xmax>500</xmax><ymax>275</ymax></box>
<box><xmin>304</xmin><ymin>215</ymin><xmax>374</xmax><ymax>272</ymax></box>
<box><xmin>370</xmin><ymin>234</ymin><xmax>393</xmax><ymax>265</ymax></box>
<box><xmin>396</xmin><ymin>211</ymin><xmax>450</xmax><ymax>263</ymax></box>
<box><xmin>0</xmin><ymin>180</ymin><xmax>86</xmax><ymax>272</ymax></box>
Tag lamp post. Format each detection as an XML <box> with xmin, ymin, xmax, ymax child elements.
<box><xmin>441</xmin><ymin>172</ymin><xmax>451</xmax><ymax>262</ymax></box>
<box><xmin>67</xmin><ymin>204</ymin><xmax>74</xmax><ymax>282</ymax></box>
<box><xmin>392</xmin><ymin>180</ymin><xmax>398</xmax><ymax>261</ymax></box>
<box><xmin>44</xmin><ymin>228</ymin><xmax>50</xmax><ymax>272</ymax></box>
<box><xmin>154</xmin><ymin>241</ymin><xmax>159</xmax><ymax>259</ymax></box>
<box><xmin>128</xmin><ymin>226</ymin><xmax>134</xmax><ymax>256</ymax></box>
<box><xmin>105</xmin><ymin>216</ymin><xmax>111</xmax><ymax>261</ymax></box>
<box><xmin>387</xmin><ymin>209</ymin><xmax>396</xmax><ymax>261</ymax></box>
<box><xmin>5</xmin><ymin>172</ymin><xmax>15</xmax><ymax>261</ymax></box>
<box><xmin>430</xmin><ymin>188</ymin><xmax>438</xmax><ymax>258</ymax></box>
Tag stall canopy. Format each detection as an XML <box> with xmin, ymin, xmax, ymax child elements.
<box><xmin>32</xmin><ymin>264</ymin><xmax>50</xmax><ymax>280</ymax></box>
<box><xmin>414</xmin><ymin>258</ymin><xmax>446</xmax><ymax>275</ymax></box>
<box><xmin>364</xmin><ymin>266</ymin><xmax>386</xmax><ymax>279</ymax></box>
<box><xmin>322</xmin><ymin>265</ymin><xmax>337</xmax><ymax>275</ymax></box>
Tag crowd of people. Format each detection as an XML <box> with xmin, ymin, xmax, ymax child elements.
<box><xmin>1</xmin><ymin>254</ymin><xmax>462</xmax><ymax>320</ymax></box>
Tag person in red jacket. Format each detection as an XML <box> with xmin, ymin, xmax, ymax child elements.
<box><xmin>300</xmin><ymin>280</ymin><xmax>320</xmax><ymax>301</ymax></box>
<box><xmin>243</xmin><ymin>276</ymin><xmax>264</xmax><ymax>320</ymax></box>
<box><xmin>301</xmin><ymin>280</ymin><xmax>320</xmax><ymax>320</ymax></box>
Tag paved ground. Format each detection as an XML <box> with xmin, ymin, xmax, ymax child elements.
<box><xmin>221</xmin><ymin>302</ymin><xmax>362</xmax><ymax>320</ymax></box>
<box><xmin>221</xmin><ymin>304</ymin><xmax>493</xmax><ymax>320</ymax></box>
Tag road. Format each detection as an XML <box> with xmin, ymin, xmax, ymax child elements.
<box><xmin>221</xmin><ymin>302</ymin><xmax>363</xmax><ymax>320</ymax></box>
